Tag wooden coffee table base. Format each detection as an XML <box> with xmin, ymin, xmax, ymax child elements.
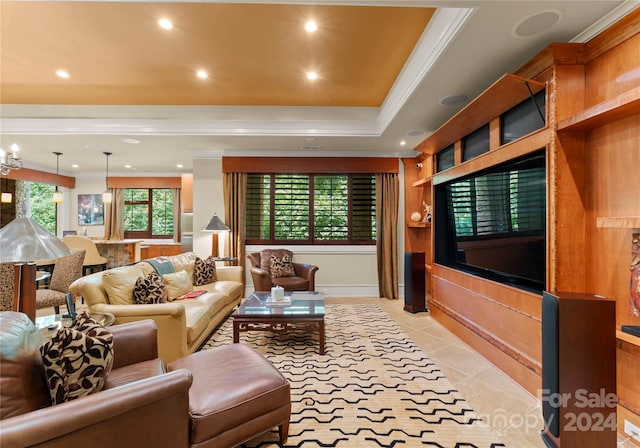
<box><xmin>233</xmin><ymin>316</ymin><xmax>325</xmax><ymax>354</ymax></box>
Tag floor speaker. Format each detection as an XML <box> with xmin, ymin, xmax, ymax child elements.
<box><xmin>541</xmin><ymin>291</ymin><xmax>616</xmax><ymax>448</ymax></box>
<box><xmin>404</xmin><ymin>252</ymin><xmax>426</xmax><ymax>313</ymax></box>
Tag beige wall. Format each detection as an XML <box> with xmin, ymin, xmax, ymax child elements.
<box><xmin>61</xmin><ymin>177</ymin><xmax>108</xmax><ymax>239</ymax></box>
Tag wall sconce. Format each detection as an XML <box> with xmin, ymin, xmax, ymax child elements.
<box><xmin>202</xmin><ymin>213</ymin><xmax>229</xmax><ymax>258</ymax></box>
<box><xmin>102</xmin><ymin>152</ymin><xmax>112</xmax><ymax>203</ymax></box>
<box><xmin>52</xmin><ymin>151</ymin><xmax>64</xmax><ymax>203</ymax></box>
<box><xmin>1</xmin><ymin>192</ymin><xmax>12</xmax><ymax>203</ymax></box>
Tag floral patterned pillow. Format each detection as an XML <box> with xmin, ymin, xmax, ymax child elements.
<box><xmin>270</xmin><ymin>254</ymin><xmax>295</xmax><ymax>279</ymax></box>
<box><xmin>40</xmin><ymin>312</ymin><xmax>114</xmax><ymax>405</ymax></box>
<box><xmin>193</xmin><ymin>256</ymin><xmax>217</xmax><ymax>286</ymax></box>
<box><xmin>133</xmin><ymin>271</ymin><xmax>167</xmax><ymax>304</ymax></box>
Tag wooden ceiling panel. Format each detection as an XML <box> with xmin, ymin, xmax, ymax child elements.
<box><xmin>0</xmin><ymin>2</ymin><xmax>435</xmax><ymax>107</ymax></box>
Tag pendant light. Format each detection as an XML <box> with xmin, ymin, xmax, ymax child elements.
<box><xmin>52</xmin><ymin>151</ymin><xmax>63</xmax><ymax>203</ymax></box>
<box><xmin>102</xmin><ymin>151</ymin><xmax>112</xmax><ymax>203</ymax></box>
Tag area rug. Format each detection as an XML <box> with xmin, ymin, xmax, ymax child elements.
<box><xmin>201</xmin><ymin>303</ymin><xmax>506</xmax><ymax>447</ymax></box>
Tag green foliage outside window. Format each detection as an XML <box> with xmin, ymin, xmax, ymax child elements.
<box><xmin>29</xmin><ymin>182</ymin><xmax>56</xmax><ymax>234</ymax></box>
<box><xmin>124</xmin><ymin>188</ymin><xmax>173</xmax><ymax>238</ymax></box>
<box><xmin>246</xmin><ymin>173</ymin><xmax>376</xmax><ymax>244</ymax></box>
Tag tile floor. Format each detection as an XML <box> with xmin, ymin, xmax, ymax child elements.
<box><xmin>328</xmin><ymin>297</ymin><xmax>636</xmax><ymax>448</ymax></box>
<box><xmin>37</xmin><ymin>296</ymin><xmax>636</xmax><ymax>447</ymax></box>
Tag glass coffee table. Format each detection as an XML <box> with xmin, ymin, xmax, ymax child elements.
<box><xmin>232</xmin><ymin>291</ymin><xmax>325</xmax><ymax>354</ymax></box>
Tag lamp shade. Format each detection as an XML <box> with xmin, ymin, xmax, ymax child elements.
<box><xmin>202</xmin><ymin>214</ymin><xmax>229</xmax><ymax>233</ymax></box>
<box><xmin>0</xmin><ymin>217</ymin><xmax>71</xmax><ymax>262</ymax></box>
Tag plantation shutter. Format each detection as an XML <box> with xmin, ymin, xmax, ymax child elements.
<box><xmin>314</xmin><ymin>175</ymin><xmax>348</xmax><ymax>240</ymax></box>
<box><xmin>351</xmin><ymin>175</ymin><xmax>376</xmax><ymax>241</ymax></box>
<box><xmin>246</xmin><ymin>174</ymin><xmax>270</xmax><ymax>240</ymax></box>
<box><xmin>274</xmin><ymin>174</ymin><xmax>309</xmax><ymax>240</ymax></box>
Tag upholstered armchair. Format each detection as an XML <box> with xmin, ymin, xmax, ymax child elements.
<box><xmin>0</xmin><ymin>313</ymin><xmax>193</xmax><ymax>448</ymax></box>
<box><xmin>36</xmin><ymin>250</ymin><xmax>85</xmax><ymax>314</ymax></box>
<box><xmin>247</xmin><ymin>249</ymin><xmax>318</xmax><ymax>292</ymax></box>
<box><xmin>0</xmin><ymin>263</ymin><xmax>18</xmax><ymax>312</ymax></box>
<box><xmin>0</xmin><ymin>312</ymin><xmax>290</xmax><ymax>448</ymax></box>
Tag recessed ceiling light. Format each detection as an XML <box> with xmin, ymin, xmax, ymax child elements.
<box><xmin>305</xmin><ymin>20</ymin><xmax>317</xmax><ymax>32</ymax></box>
<box><xmin>121</xmin><ymin>138</ymin><xmax>140</xmax><ymax>144</ymax></box>
<box><xmin>176</xmin><ymin>164</ymin><xmax>184</xmax><ymax>168</ymax></box>
<box><xmin>400</xmin><ymin>141</ymin><xmax>406</xmax><ymax>146</ymax></box>
<box><xmin>56</xmin><ymin>70</ymin><xmax>70</xmax><ymax>79</ymax></box>
<box><xmin>124</xmin><ymin>164</ymin><xmax>132</xmax><ymax>169</ymax></box>
<box><xmin>158</xmin><ymin>18</ymin><xmax>173</xmax><ymax>30</ymax></box>
<box><xmin>71</xmin><ymin>164</ymin><xmax>79</xmax><ymax>168</ymax></box>
<box><xmin>196</xmin><ymin>70</ymin><xmax>208</xmax><ymax>79</ymax></box>
<box><xmin>306</xmin><ymin>72</ymin><xmax>318</xmax><ymax>80</ymax></box>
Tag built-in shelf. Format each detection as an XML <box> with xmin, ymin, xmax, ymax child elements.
<box><xmin>414</xmin><ymin>73</ymin><xmax>545</xmax><ymax>154</ymax></box>
<box><xmin>412</xmin><ymin>177</ymin><xmax>431</xmax><ymax>187</ymax></box>
<box><xmin>596</xmin><ymin>216</ymin><xmax>640</xmax><ymax>229</ymax></box>
<box><xmin>558</xmin><ymin>86</ymin><xmax>640</xmax><ymax>132</ymax></box>
<box><xmin>407</xmin><ymin>222</ymin><xmax>431</xmax><ymax>228</ymax></box>
<box><xmin>426</xmin><ymin>264</ymin><xmax>432</xmax><ymax>272</ymax></box>
<box><xmin>617</xmin><ymin>330</ymin><xmax>640</xmax><ymax>348</ymax></box>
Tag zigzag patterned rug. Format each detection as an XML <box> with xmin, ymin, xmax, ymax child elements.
<box><xmin>201</xmin><ymin>303</ymin><xmax>506</xmax><ymax>447</ymax></box>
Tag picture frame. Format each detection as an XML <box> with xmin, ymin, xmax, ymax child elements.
<box><xmin>77</xmin><ymin>194</ymin><xmax>105</xmax><ymax>226</ymax></box>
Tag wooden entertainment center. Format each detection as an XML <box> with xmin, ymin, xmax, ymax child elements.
<box><xmin>403</xmin><ymin>9</ymin><xmax>640</xmax><ymax>442</ymax></box>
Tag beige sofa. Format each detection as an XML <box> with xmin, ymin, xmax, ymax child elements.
<box><xmin>69</xmin><ymin>252</ymin><xmax>243</xmax><ymax>363</ymax></box>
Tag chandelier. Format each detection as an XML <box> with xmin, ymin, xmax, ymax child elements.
<box><xmin>0</xmin><ymin>144</ymin><xmax>23</xmax><ymax>175</ymax></box>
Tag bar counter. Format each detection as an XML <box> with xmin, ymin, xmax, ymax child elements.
<box><xmin>92</xmin><ymin>239</ymin><xmax>142</xmax><ymax>268</ymax></box>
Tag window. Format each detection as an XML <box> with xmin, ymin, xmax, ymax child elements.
<box><xmin>28</xmin><ymin>182</ymin><xmax>57</xmax><ymax>234</ymax></box>
<box><xmin>501</xmin><ymin>89</ymin><xmax>546</xmax><ymax>145</ymax></box>
<box><xmin>462</xmin><ymin>124</ymin><xmax>489</xmax><ymax>162</ymax></box>
<box><xmin>124</xmin><ymin>188</ymin><xmax>174</xmax><ymax>238</ymax></box>
<box><xmin>436</xmin><ymin>145</ymin><xmax>455</xmax><ymax>172</ymax></box>
<box><xmin>245</xmin><ymin>173</ymin><xmax>376</xmax><ymax>244</ymax></box>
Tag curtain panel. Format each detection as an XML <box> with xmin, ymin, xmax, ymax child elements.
<box><xmin>104</xmin><ymin>188</ymin><xmax>124</xmax><ymax>240</ymax></box>
<box><xmin>376</xmin><ymin>173</ymin><xmax>399</xmax><ymax>300</ymax></box>
<box><xmin>172</xmin><ymin>188</ymin><xmax>180</xmax><ymax>242</ymax></box>
<box><xmin>223</xmin><ymin>172</ymin><xmax>247</xmax><ymax>289</ymax></box>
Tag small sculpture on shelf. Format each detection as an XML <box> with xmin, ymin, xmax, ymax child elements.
<box><xmin>631</xmin><ymin>233</ymin><xmax>640</xmax><ymax>317</ymax></box>
<box><xmin>422</xmin><ymin>201</ymin><xmax>432</xmax><ymax>223</ymax></box>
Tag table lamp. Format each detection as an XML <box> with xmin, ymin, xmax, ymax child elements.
<box><xmin>0</xmin><ymin>217</ymin><xmax>71</xmax><ymax>320</ymax></box>
<box><xmin>202</xmin><ymin>213</ymin><xmax>229</xmax><ymax>258</ymax></box>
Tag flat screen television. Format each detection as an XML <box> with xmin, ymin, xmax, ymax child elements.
<box><xmin>434</xmin><ymin>150</ymin><xmax>546</xmax><ymax>293</ymax></box>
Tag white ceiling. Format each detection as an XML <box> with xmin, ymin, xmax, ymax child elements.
<box><xmin>1</xmin><ymin>0</ymin><xmax>637</xmax><ymax>177</ymax></box>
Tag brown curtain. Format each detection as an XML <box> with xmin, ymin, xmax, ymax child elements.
<box><xmin>223</xmin><ymin>172</ymin><xmax>247</xmax><ymax>286</ymax></box>
<box><xmin>104</xmin><ymin>188</ymin><xmax>124</xmax><ymax>240</ymax></box>
<box><xmin>172</xmin><ymin>188</ymin><xmax>180</xmax><ymax>242</ymax></box>
<box><xmin>376</xmin><ymin>173</ymin><xmax>399</xmax><ymax>300</ymax></box>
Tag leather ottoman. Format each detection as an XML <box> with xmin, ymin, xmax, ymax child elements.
<box><xmin>168</xmin><ymin>344</ymin><xmax>290</xmax><ymax>448</ymax></box>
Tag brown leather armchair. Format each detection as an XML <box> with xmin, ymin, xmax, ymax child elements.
<box><xmin>248</xmin><ymin>249</ymin><xmax>319</xmax><ymax>291</ymax></box>
<box><xmin>0</xmin><ymin>312</ymin><xmax>192</xmax><ymax>448</ymax></box>
<box><xmin>0</xmin><ymin>312</ymin><xmax>291</xmax><ymax>448</ymax></box>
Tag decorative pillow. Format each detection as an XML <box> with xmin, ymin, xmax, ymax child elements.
<box><xmin>162</xmin><ymin>270</ymin><xmax>193</xmax><ymax>300</ymax></box>
<box><xmin>39</xmin><ymin>312</ymin><xmax>114</xmax><ymax>405</ymax></box>
<box><xmin>260</xmin><ymin>249</ymin><xmax>292</xmax><ymax>272</ymax></box>
<box><xmin>133</xmin><ymin>271</ymin><xmax>167</xmax><ymax>304</ymax></box>
<box><xmin>270</xmin><ymin>254</ymin><xmax>295</xmax><ymax>279</ymax></box>
<box><xmin>193</xmin><ymin>256</ymin><xmax>217</xmax><ymax>286</ymax></box>
<box><xmin>102</xmin><ymin>265</ymin><xmax>145</xmax><ymax>305</ymax></box>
